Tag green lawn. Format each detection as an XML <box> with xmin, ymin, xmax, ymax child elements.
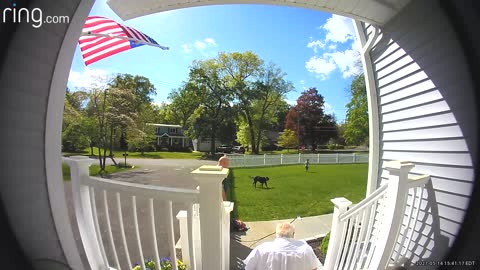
<box><xmin>227</xmin><ymin>164</ymin><xmax>368</xmax><ymax>221</ymax></box>
<box><xmin>62</xmin><ymin>162</ymin><xmax>135</xmax><ymax>181</ymax></box>
<box><xmin>63</xmin><ymin>147</ymin><xmax>203</xmax><ymax>159</ymax></box>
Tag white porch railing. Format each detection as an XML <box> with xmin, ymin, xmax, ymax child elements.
<box><xmin>226</xmin><ymin>153</ymin><xmax>368</xmax><ymax>168</ymax></box>
<box><xmin>64</xmin><ymin>156</ymin><xmax>232</xmax><ymax>270</ymax></box>
<box><xmin>324</xmin><ymin>161</ymin><xmax>430</xmax><ymax>270</ymax></box>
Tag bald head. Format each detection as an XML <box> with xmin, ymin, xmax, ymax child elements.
<box><xmin>276</xmin><ymin>222</ymin><xmax>295</xmax><ymax>238</ymax></box>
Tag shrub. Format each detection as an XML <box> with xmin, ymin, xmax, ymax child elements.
<box><xmin>336</xmin><ymin>145</ymin><xmax>345</xmax><ymax>149</ymax></box>
<box><xmin>132</xmin><ymin>258</ymin><xmax>187</xmax><ymax>270</ymax></box>
<box><xmin>320</xmin><ymin>232</ymin><xmax>330</xmax><ymax>256</ymax></box>
<box><xmin>327</xmin><ymin>144</ymin><xmax>336</xmax><ymax>150</ymax></box>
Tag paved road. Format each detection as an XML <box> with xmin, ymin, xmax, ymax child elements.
<box><xmin>64</xmin><ymin>158</ymin><xmax>218</xmax><ymax>270</ymax></box>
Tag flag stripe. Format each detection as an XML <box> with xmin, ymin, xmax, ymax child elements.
<box><xmin>83</xmin><ymin>42</ymin><xmax>131</xmax><ymax>63</ymax></box>
<box><xmin>82</xmin><ymin>38</ymin><xmax>128</xmax><ymax>56</ymax></box>
<box><xmin>79</xmin><ymin>16</ymin><xmax>163</xmax><ymax>65</ymax></box>
<box><xmin>85</xmin><ymin>45</ymin><xmax>131</xmax><ymax>66</ymax></box>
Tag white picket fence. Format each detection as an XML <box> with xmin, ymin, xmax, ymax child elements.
<box><xmin>226</xmin><ymin>153</ymin><xmax>369</xmax><ymax>168</ymax></box>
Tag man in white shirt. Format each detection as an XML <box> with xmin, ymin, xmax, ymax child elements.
<box><xmin>243</xmin><ymin>222</ymin><xmax>323</xmax><ymax>270</ymax></box>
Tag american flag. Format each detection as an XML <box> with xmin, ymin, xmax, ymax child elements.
<box><xmin>79</xmin><ymin>16</ymin><xmax>168</xmax><ymax>66</ymax></box>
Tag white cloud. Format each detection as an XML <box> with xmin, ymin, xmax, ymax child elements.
<box><xmin>305</xmin><ymin>56</ymin><xmax>337</xmax><ymax>80</ymax></box>
<box><xmin>204</xmin><ymin>38</ymin><xmax>217</xmax><ymax>46</ymax></box>
<box><xmin>183</xmin><ymin>38</ymin><xmax>218</xmax><ymax>55</ymax></box>
<box><xmin>307</xmin><ymin>40</ymin><xmax>325</xmax><ymax>53</ymax></box>
<box><xmin>324</xmin><ymin>49</ymin><xmax>360</xmax><ymax>78</ymax></box>
<box><xmin>194</xmin><ymin>41</ymin><xmax>206</xmax><ymax>50</ymax></box>
<box><xmin>182</xmin><ymin>44</ymin><xmax>192</xmax><ymax>53</ymax></box>
<box><xmin>324</xmin><ymin>102</ymin><xmax>334</xmax><ymax>115</ymax></box>
<box><xmin>68</xmin><ymin>68</ymin><xmax>111</xmax><ymax>89</ymax></box>
<box><xmin>300</xmin><ymin>80</ymin><xmax>305</xmax><ymax>85</ymax></box>
<box><xmin>305</xmin><ymin>14</ymin><xmax>360</xmax><ymax>79</ymax></box>
<box><xmin>323</xmin><ymin>15</ymin><xmax>356</xmax><ymax>43</ymax></box>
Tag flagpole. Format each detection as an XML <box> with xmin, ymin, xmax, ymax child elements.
<box><xmin>81</xmin><ymin>32</ymin><xmax>169</xmax><ymax>50</ymax></box>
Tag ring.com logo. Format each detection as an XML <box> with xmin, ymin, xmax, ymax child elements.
<box><xmin>2</xmin><ymin>2</ymin><xmax>70</xmax><ymax>28</ymax></box>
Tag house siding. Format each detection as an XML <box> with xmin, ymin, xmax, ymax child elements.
<box><xmin>363</xmin><ymin>0</ymin><xmax>478</xmax><ymax>266</ymax></box>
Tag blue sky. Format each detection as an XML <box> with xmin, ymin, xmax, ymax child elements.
<box><xmin>68</xmin><ymin>0</ymin><xmax>362</xmax><ymax>122</ymax></box>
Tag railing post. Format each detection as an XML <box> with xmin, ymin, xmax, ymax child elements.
<box><xmin>317</xmin><ymin>153</ymin><xmax>320</xmax><ymax>163</ymax></box>
<box><xmin>222</xmin><ymin>201</ymin><xmax>234</xmax><ymax>270</ymax></box>
<box><xmin>369</xmin><ymin>161</ymin><xmax>414</xmax><ymax>269</ymax></box>
<box><xmin>336</xmin><ymin>153</ymin><xmax>339</xmax><ymax>163</ymax></box>
<box><xmin>243</xmin><ymin>154</ymin><xmax>246</xmax><ymax>167</ymax></box>
<box><xmin>280</xmin><ymin>154</ymin><xmax>283</xmax><ymax>165</ymax></box>
<box><xmin>191</xmin><ymin>165</ymin><xmax>229</xmax><ymax>270</ymax></box>
<box><xmin>264</xmin><ymin>154</ymin><xmax>266</xmax><ymax>166</ymax></box>
<box><xmin>353</xmin><ymin>153</ymin><xmax>356</xmax><ymax>163</ymax></box>
<box><xmin>298</xmin><ymin>153</ymin><xmax>301</xmax><ymax>164</ymax></box>
<box><xmin>324</xmin><ymin>197</ymin><xmax>352</xmax><ymax>270</ymax></box>
<box><xmin>63</xmin><ymin>156</ymin><xmax>108</xmax><ymax>269</ymax></box>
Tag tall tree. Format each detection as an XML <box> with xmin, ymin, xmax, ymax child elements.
<box><xmin>218</xmin><ymin>51</ymin><xmax>264</xmax><ymax>154</ymax></box>
<box><xmin>278</xmin><ymin>129</ymin><xmax>297</xmax><ymax>152</ymax></box>
<box><xmin>296</xmin><ymin>88</ymin><xmax>325</xmax><ymax>149</ymax></box>
<box><xmin>108</xmin><ymin>73</ymin><xmax>156</xmax><ymax>109</ymax></box>
<box><xmin>344</xmin><ymin>74</ymin><xmax>368</xmax><ymax>145</ymax></box>
<box><xmin>186</xmin><ymin>59</ymin><xmax>234</xmax><ymax>153</ymax></box>
<box><xmin>251</xmin><ymin>63</ymin><xmax>294</xmax><ymax>152</ymax></box>
<box><xmin>168</xmin><ymin>82</ymin><xmax>205</xmax><ymax>128</ymax></box>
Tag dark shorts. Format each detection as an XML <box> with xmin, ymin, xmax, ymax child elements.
<box><xmin>222</xmin><ymin>178</ymin><xmax>228</xmax><ymax>192</ymax></box>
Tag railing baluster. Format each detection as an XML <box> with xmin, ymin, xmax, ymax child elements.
<box><xmin>187</xmin><ymin>202</ymin><xmax>197</xmax><ymax>270</ymax></box>
<box><xmin>357</xmin><ymin>202</ymin><xmax>377</xmax><ymax>269</ymax></box>
<box><xmin>333</xmin><ymin>219</ymin><xmax>348</xmax><ymax>269</ymax></box>
<box><xmin>166</xmin><ymin>201</ymin><xmax>178</xmax><ymax>270</ymax></box>
<box><xmin>364</xmin><ymin>198</ymin><xmax>383</xmax><ymax>268</ymax></box>
<box><xmin>103</xmin><ymin>190</ymin><xmax>120</xmax><ymax>270</ymax></box>
<box><xmin>344</xmin><ymin>213</ymin><xmax>360</xmax><ymax>269</ymax></box>
<box><xmin>339</xmin><ymin>213</ymin><xmax>356</xmax><ymax>269</ymax></box>
<box><xmin>150</xmin><ymin>199</ymin><xmax>161</xmax><ymax>270</ymax></box>
<box><xmin>349</xmin><ymin>209</ymin><xmax>368</xmax><ymax>270</ymax></box>
<box><xmin>89</xmin><ymin>187</ymin><xmax>109</xmax><ymax>267</ymax></box>
<box><xmin>403</xmin><ymin>187</ymin><xmax>423</xmax><ymax>259</ymax></box>
<box><xmin>395</xmin><ymin>188</ymin><xmax>416</xmax><ymax>262</ymax></box>
<box><xmin>132</xmin><ymin>196</ymin><xmax>145</xmax><ymax>270</ymax></box>
<box><xmin>117</xmin><ymin>192</ymin><xmax>132</xmax><ymax>269</ymax></box>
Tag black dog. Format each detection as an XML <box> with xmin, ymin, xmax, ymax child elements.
<box><xmin>252</xmin><ymin>176</ymin><xmax>270</xmax><ymax>188</ymax></box>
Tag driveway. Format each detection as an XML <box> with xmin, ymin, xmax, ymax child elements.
<box><xmin>64</xmin><ymin>158</ymin><xmax>217</xmax><ymax>270</ymax></box>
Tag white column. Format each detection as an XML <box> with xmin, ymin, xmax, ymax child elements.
<box><xmin>191</xmin><ymin>165</ymin><xmax>229</xmax><ymax>270</ymax></box>
<box><xmin>280</xmin><ymin>154</ymin><xmax>283</xmax><ymax>165</ymax></box>
<box><xmin>317</xmin><ymin>153</ymin><xmax>320</xmax><ymax>163</ymax></box>
<box><xmin>63</xmin><ymin>156</ymin><xmax>108</xmax><ymax>269</ymax></box>
<box><xmin>222</xmin><ymin>201</ymin><xmax>234</xmax><ymax>270</ymax></box>
<box><xmin>336</xmin><ymin>153</ymin><xmax>339</xmax><ymax>163</ymax></box>
<box><xmin>324</xmin><ymin>197</ymin><xmax>352</xmax><ymax>270</ymax></box>
<box><xmin>264</xmin><ymin>154</ymin><xmax>266</xmax><ymax>166</ymax></box>
<box><xmin>298</xmin><ymin>153</ymin><xmax>301</xmax><ymax>164</ymax></box>
<box><xmin>369</xmin><ymin>161</ymin><xmax>414</xmax><ymax>269</ymax></box>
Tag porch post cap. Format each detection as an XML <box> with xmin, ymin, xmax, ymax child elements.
<box><xmin>63</xmin><ymin>156</ymin><xmax>96</xmax><ymax>166</ymax></box>
<box><xmin>331</xmin><ymin>197</ymin><xmax>352</xmax><ymax>207</ymax></box>
<box><xmin>191</xmin><ymin>165</ymin><xmax>229</xmax><ymax>177</ymax></box>
<box><xmin>383</xmin><ymin>160</ymin><xmax>415</xmax><ymax>170</ymax></box>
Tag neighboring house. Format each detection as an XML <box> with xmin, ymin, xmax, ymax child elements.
<box><xmin>147</xmin><ymin>123</ymin><xmax>191</xmax><ymax>150</ymax></box>
<box><xmin>146</xmin><ymin>123</ymin><xmax>222</xmax><ymax>152</ymax></box>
